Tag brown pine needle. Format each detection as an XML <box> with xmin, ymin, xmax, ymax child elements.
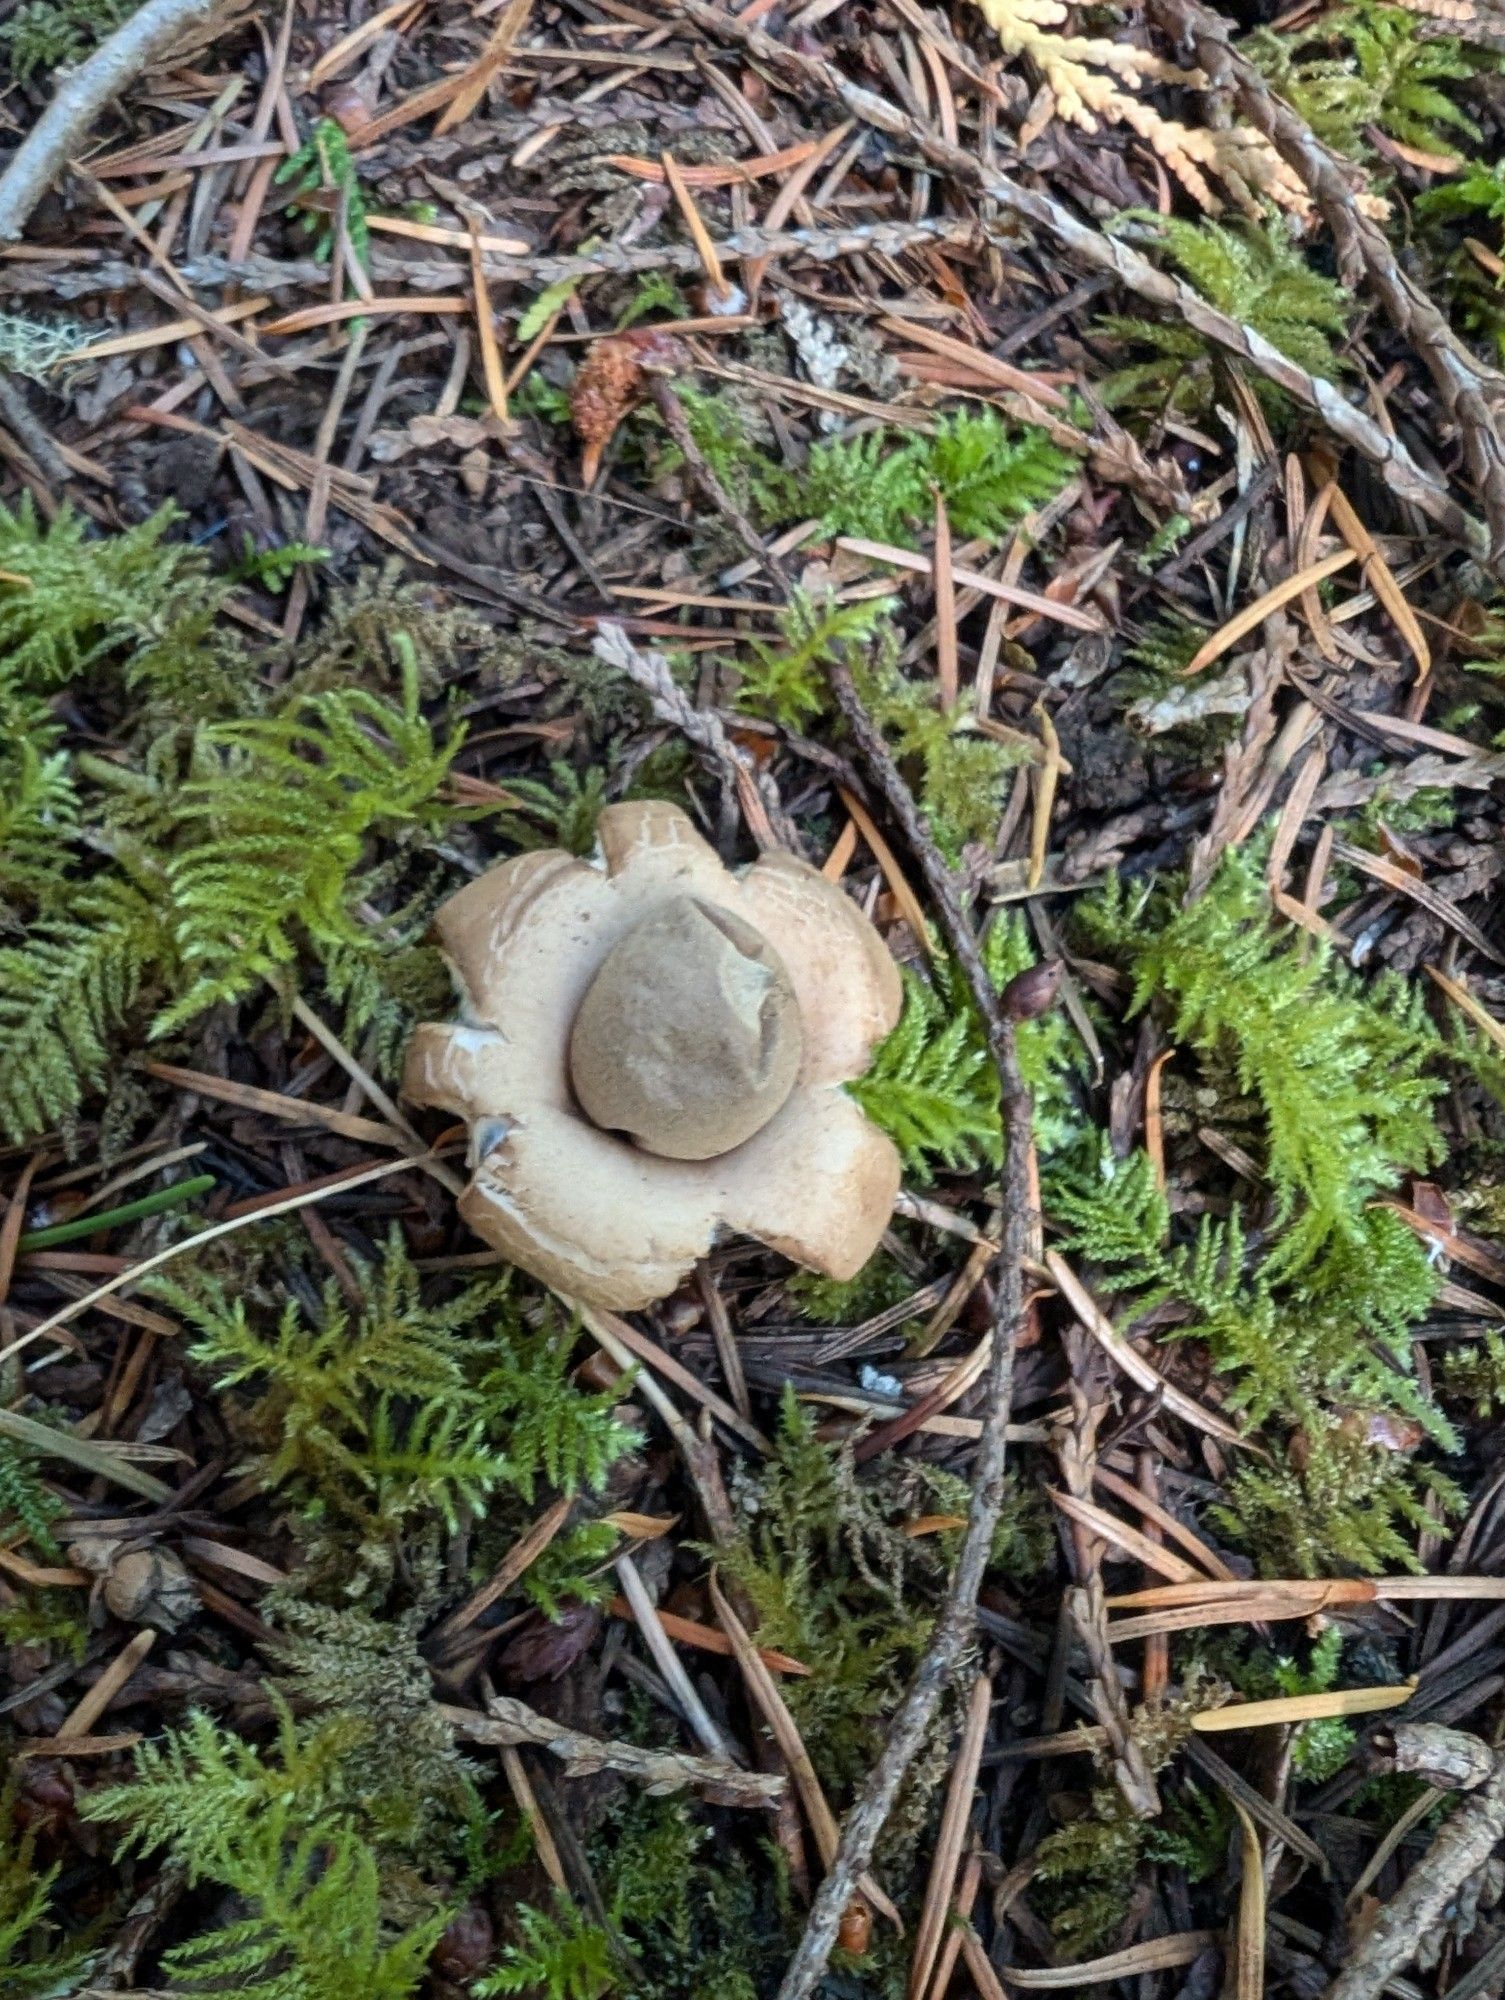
<box><xmin>1183</xmin><ymin>548</ymin><xmax>1356</xmax><ymax>673</ymax></box>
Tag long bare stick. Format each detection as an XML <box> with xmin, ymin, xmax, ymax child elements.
<box><xmin>0</xmin><ymin>0</ymin><xmax>223</xmax><ymax>243</ymax></box>
<box><xmin>674</xmin><ymin>0</ymin><xmax>1490</xmax><ymax>565</ymax></box>
<box><xmin>773</xmin><ymin>656</ymin><xmax>1036</xmax><ymax>2000</ymax></box>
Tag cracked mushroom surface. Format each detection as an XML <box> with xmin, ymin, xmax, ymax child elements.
<box><xmin>402</xmin><ymin>800</ymin><xmax>903</xmax><ymax>1309</ymax></box>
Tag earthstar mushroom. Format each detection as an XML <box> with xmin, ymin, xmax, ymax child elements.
<box><xmin>403</xmin><ymin>801</ymin><xmax>902</xmax><ymax>1309</ymax></box>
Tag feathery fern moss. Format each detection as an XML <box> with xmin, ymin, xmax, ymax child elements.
<box><xmin>1099</xmin><ymin>212</ymin><xmax>1349</xmax><ymax>419</ymax></box>
<box><xmin>278</xmin><ymin>118</ymin><xmax>371</xmax><ymax>268</ymax></box>
<box><xmin>83</xmin><ymin>1696</ymin><xmax>451</xmax><ymax>2000</ymax></box>
<box><xmin>734</xmin><ymin>590</ymin><xmax>897</xmax><ymax>735</ymax></box>
<box><xmin>0</xmin><ymin>1434</ymin><xmax>64</xmax><ymax>1563</ymax></box>
<box><xmin>1244</xmin><ymin>2</ymin><xmax>1482</xmax><ymax>162</ymax></box>
<box><xmin>1051</xmin><ymin>1144</ymin><xmax>1447</xmax><ymax>1445</ymax></box>
<box><xmin>266</xmin><ymin>1601</ymin><xmax>480</xmax><ymax>1850</ymax></box>
<box><xmin>154</xmin><ymin>660</ymin><xmax>462</xmax><ymax>1033</ymax></box>
<box><xmin>796</xmin><ymin>407</ymin><xmax>1076</xmax><ymax>548</ymax></box>
<box><xmin>0</xmin><ymin>499</ymin><xmax>240</xmax><ymax>718</ymax></box>
<box><xmin>732</xmin><ymin>595</ymin><xmax>1026</xmax><ymax>856</ymax></box>
<box><xmin>714</xmin><ymin>1390</ymin><xmax>1045</xmax><ymax>1795</ymax></box>
<box><xmin>1417</xmin><ymin>164</ymin><xmax>1505</xmax><ymax>361</ymax></box>
<box><xmin>0</xmin><ymin>877</ymin><xmax>172</xmax><ymax>1144</ymax></box>
<box><xmin>1080</xmin><ymin>847</ymin><xmax>1445</xmax><ymax>1274</ymax></box>
<box><xmin>154</xmin><ymin>1231</ymin><xmax>632</xmax><ymax>1561</ymax></box>
<box><xmin>786</xmin><ymin>1253</ymin><xmax>916</xmax><ymax>1326</ymax></box>
<box><xmin>1440</xmin><ymin>1328</ymin><xmax>1505</xmax><ymax>1415</ymax></box>
<box><xmin>0</xmin><ymin>501</ymin><xmax>504</xmax><ymax>1139</ymax></box>
<box><xmin>856</xmin><ymin>639</ymin><xmax>1032</xmax><ymax>859</ymax></box>
<box><xmin>477</xmin><ymin>1896</ymin><xmax>613</xmax><ymax>2000</ymax></box>
<box><xmin>1061</xmin><ymin>850</ymin><xmax>1463</xmax><ymax>1571</ymax></box>
<box><xmin>0</xmin><ymin>1783</ymin><xmax>95</xmax><ymax>1998</ymax></box>
<box><xmin>1221</xmin><ymin>1426</ymin><xmax>1462</xmax><ymax>1577</ymax></box>
<box><xmin>1033</xmin><ymin>1694</ymin><xmax>1203</xmax><ymax>1956</ymax></box>
<box><xmin>0</xmin><ymin>0</ymin><xmax>134</xmax><ymax>80</ymax></box>
<box><xmin>853</xmin><ymin>913</ymin><xmax>1081</xmax><ymax>1181</ymax></box>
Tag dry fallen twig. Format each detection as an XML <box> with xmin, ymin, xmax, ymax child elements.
<box><xmin>1150</xmin><ymin>0</ymin><xmax>1505</xmax><ymax>562</ymax></box>
<box><xmin>442</xmin><ymin>1696</ymin><xmax>786</xmax><ymax>1809</ymax></box>
<box><xmin>591</xmin><ymin>622</ymin><xmax>802</xmax><ymax>851</ymax></box>
<box><xmin>0</xmin><ymin>0</ymin><xmax>225</xmax><ymax>242</ymax></box>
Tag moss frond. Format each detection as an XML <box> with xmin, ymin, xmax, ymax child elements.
<box><xmin>853</xmin><ymin>914</ymin><xmax>1082</xmax><ymax>1180</ymax></box>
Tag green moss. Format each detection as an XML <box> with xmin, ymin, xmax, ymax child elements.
<box><xmin>853</xmin><ymin>913</ymin><xmax>1082</xmax><ymax>1181</ymax></box>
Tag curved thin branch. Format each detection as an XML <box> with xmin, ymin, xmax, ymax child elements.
<box><xmin>773</xmin><ymin>655</ymin><xmax>1036</xmax><ymax>2000</ymax></box>
<box><xmin>674</xmin><ymin>0</ymin><xmax>1492</xmax><ymax>567</ymax></box>
<box><xmin>0</xmin><ymin>0</ymin><xmax>222</xmax><ymax>243</ymax></box>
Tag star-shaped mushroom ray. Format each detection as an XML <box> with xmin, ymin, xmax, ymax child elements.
<box><xmin>737</xmin><ymin>851</ymin><xmax>903</xmax><ymax>1087</ymax></box>
<box><xmin>402</xmin><ymin>800</ymin><xmax>905</xmax><ymax>1310</ymax></box>
<box><xmin>713</xmin><ymin>1085</ymin><xmax>903</xmax><ymax>1282</ymax></box>
<box><xmin>460</xmin><ymin>1104</ymin><xmax>726</xmax><ymax>1310</ymax></box>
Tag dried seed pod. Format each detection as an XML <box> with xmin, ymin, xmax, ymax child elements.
<box><xmin>102</xmin><ymin>1546</ymin><xmax>197</xmax><ymax>1631</ymax></box>
<box><xmin>570</xmin><ymin>329</ymin><xmax>689</xmax><ymax>485</ymax></box>
<box><xmin>999</xmin><ymin>959</ymin><xmax>1062</xmax><ymax>1023</ymax></box>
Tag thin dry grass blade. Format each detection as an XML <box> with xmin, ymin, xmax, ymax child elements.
<box><xmin>435</xmin><ymin>0</ymin><xmax>533</xmax><ymax>134</ymax></box>
<box><xmin>1426</xmin><ymin>964</ymin><xmax>1505</xmax><ymax>1057</ymax></box>
<box><xmin>1028</xmin><ymin>703</ymin><xmax>1060</xmax><ymax>893</ymax></box>
<box><xmin>0</xmin><ymin>1407</ymin><xmax>171</xmax><ymax>1502</ymax></box>
<box><xmin>1230</xmin><ymin>1799</ymin><xmax>1265</xmax><ymax>2000</ymax></box>
<box><xmin>661</xmin><ymin>150</ymin><xmax>732</xmax><ymax>303</ymax></box>
<box><xmin>1003</xmin><ymin>1931</ymin><xmax>1219</xmax><ymax>1986</ymax></box>
<box><xmin>469</xmin><ymin>223</ymin><xmax>509</xmax><ymax>423</ymax></box>
<box><xmin>365</xmin><ymin>213</ymin><xmax>531</xmax><ymax>255</ymax></box>
<box><xmin>837</xmin><ymin>785</ymin><xmax>933</xmax><ymax>956</ymax></box>
<box><xmin>261</xmin><ymin>297</ymin><xmax>468</xmax><ymax>335</ymax></box>
<box><xmin>307</xmin><ymin>0</ymin><xmax>426</xmax><ymax>86</ymax></box>
<box><xmin>433</xmin><ymin>1495</ymin><xmax>573</xmax><ymax>1642</ymax></box>
<box><xmin>1325</xmin><ymin>482</ymin><xmax>1430</xmax><ymax>677</ymax></box>
<box><xmin>57</xmin><ymin>1628</ymin><xmax>155</xmax><ymax>1739</ymax></box>
<box><xmin>617</xmin><ymin>1553</ymin><xmax>736</xmax><ymax>1760</ymax></box>
<box><xmin>587</xmin><ymin>1307</ymin><xmax>770</xmax><ymax>1452</ymax></box>
<box><xmin>1048</xmin><ymin>1489</ymin><xmax>1202</xmax><ymax>1583</ymax></box>
<box><xmin>876</xmin><ymin>315</ymin><xmax>1068</xmax><ymax>408</ymax></box>
<box><xmin>710</xmin><ymin>1573</ymin><xmax>902</xmax><ymax>1926</ymax></box>
<box><xmin>836</xmin><ymin>537</ymin><xmax>1104</xmax><ymax>630</ymax></box>
<box><xmin>1091</xmin><ymin>1465</ymin><xmax>1236</xmax><ymax>1581</ymax></box>
<box><xmin>606</xmin><ymin>1596</ymin><xmax>810</xmax><ymax>1676</ymax></box>
<box><xmin>932</xmin><ymin>488</ymin><xmax>958</xmax><ymax>712</ymax></box>
<box><xmin>606</xmin><ymin>141</ymin><xmax>820</xmax><ymax>187</ymax></box>
<box><xmin>1193</xmin><ymin>1684</ymin><xmax>1415</xmax><ymax>1732</ymax></box>
<box><xmin>499</xmin><ymin>1743</ymin><xmax>566</xmax><ymax>1888</ymax></box>
<box><xmin>143</xmin><ymin>1059</ymin><xmax>399</xmax><ymax>1145</ymax></box>
<box><xmin>1331</xmin><ymin>839</ymin><xmax>1503</xmax><ymax>964</ymax></box>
